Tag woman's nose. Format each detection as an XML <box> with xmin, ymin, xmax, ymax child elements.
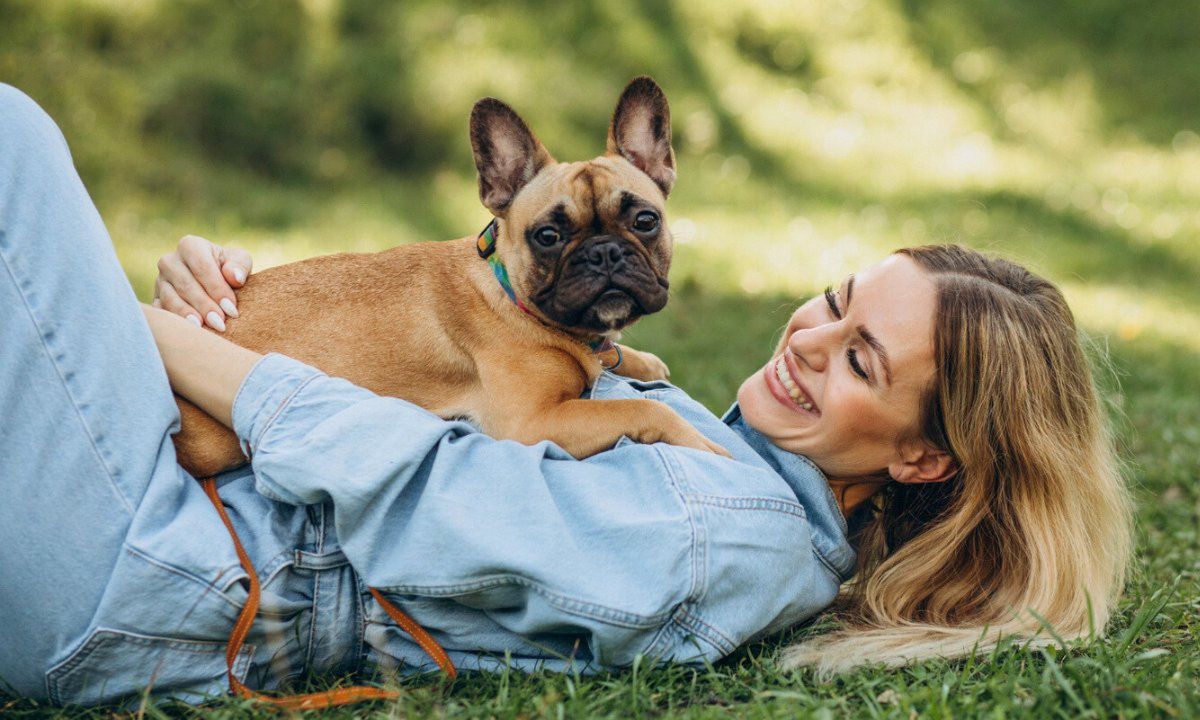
<box><xmin>787</xmin><ymin>325</ymin><xmax>836</xmax><ymax>372</ymax></box>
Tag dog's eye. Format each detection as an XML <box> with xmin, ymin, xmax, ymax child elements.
<box><xmin>533</xmin><ymin>226</ymin><xmax>561</xmax><ymax>248</ymax></box>
<box><xmin>632</xmin><ymin>211</ymin><xmax>659</xmax><ymax>233</ymax></box>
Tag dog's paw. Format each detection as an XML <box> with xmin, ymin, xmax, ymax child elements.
<box><xmin>637</xmin><ymin>350</ymin><xmax>671</xmax><ymax>381</ymax></box>
<box><xmin>614</xmin><ymin>346</ymin><xmax>671</xmax><ymax>381</ymax></box>
<box><xmin>655</xmin><ymin>417</ymin><xmax>731</xmax><ymax>458</ymax></box>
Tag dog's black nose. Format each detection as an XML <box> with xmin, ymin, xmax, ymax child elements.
<box><xmin>585</xmin><ymin>239</ymin><xmax>624</xmax><ymax>272</ymax></box>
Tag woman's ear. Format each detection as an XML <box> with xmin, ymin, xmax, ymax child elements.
<box><xmin>888</xmin><ymin>442</ymin><xmax>958</xmax><ymax>484</ymax></box>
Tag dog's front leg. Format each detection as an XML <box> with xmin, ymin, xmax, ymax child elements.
<box><xmin>476</xmin><ymin>348</ymin><xmax>727</xmax><ymax>458</ymax></box>
<box><xmin>174</xmin><ymin>396</ymin><xmax>247</xmax><ymax>477</ymax></box>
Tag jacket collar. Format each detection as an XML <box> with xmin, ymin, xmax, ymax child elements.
<box><xmin>722</xmin><ymin>403</ymin><xmax>858</xmax><ymax>581</ymax></box>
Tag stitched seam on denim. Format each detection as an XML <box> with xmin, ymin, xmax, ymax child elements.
<box><xmin>353</xmin><ymin>574</ymin><xmax>367</xmax><ymax>667</ymax></box>
<box><xmin>676</xmin><ymin>606</ymin><xmax>736</xmax><ymax>655</ymax></box>
<box><xmin>812</xmin><ymin>546</ymin><xmax>843</xmax><ymax>581</ymax></box>
<box><xmin>251</xmin><ymin>372</ymin><xmax>322</xmax><ymax>451</ymax></box>
<box><xmin>123</xmin><ymin>544</ymin><xmax>247</xmax><ymax>611</ymax></box>
<box><xmin>0</xmin><ymin>228</ymin><xmax>133</xmax><ymax>514</ymax></box>
<box><xmin>294</xmin><ymin>549</ymin><xmax>350</xmax><ymax>570</ymax></box>
<box><xmin>376</xmin><ymin>575</ymin><xmax>670</xmax><ymax>629</ymax></box>
<box><xmin>46</xmin><ymin>628</ymin><xmax>254</xmax><ymax>704</ymax></box>
<box><xmin>793</xmin><ymin>452</ymin><xmax>825</xmax><ymax>477</ymax></box>
<box><xmin>792</xmin><ymin>452</ymin><xmax>850</xmax><ymax>534</ymax></box>
<box><xmin>307</xmin><ymin>499</ymin><xmax>325</xmax><ymax>671</ymax></box>
<box><xmin>676</xmin><ymin>624</ymin><xmax>724</xmax><ymax>664</ymax></box>
<box><xmin>305</xmin><ymin>560</ymin><xmax>322</xmax><ymax>672</ymax></box>
<box><xmin>259</xmin><ymin>551</ymin><xmax>295</xmax><ymax>591</ymax></box>
<box><xmin>663</xmin><ymin>609</ymin><xmax>725</xmax><ymax>662</ymax></box>
<box><xmin>641</xmin><ymin>617</ymin><xmax>678</xmax><ymax>658</ymax></box>
<box><xmin>656</xmin><ymin>447</ymin><xmax>705</xmax><ymax>605</ymax></box>
<box><xmin>685</xmin><ymin>494</ymin><xmax>809</xmax><ymax>518</ymax></box>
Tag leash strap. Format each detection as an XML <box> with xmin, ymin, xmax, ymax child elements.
<box><xmin>200</xmin><ymin>478</ymin><xmax>456</xmax><ymax>710</ymax></box>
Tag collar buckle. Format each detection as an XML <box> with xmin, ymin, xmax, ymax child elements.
<box><xmin>476</xmin><ymin>219</ymin><xmax>498</xmax><ymax>259</ymax></box>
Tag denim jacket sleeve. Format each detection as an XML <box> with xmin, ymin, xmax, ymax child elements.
<box><xmin>231</xmin><ymin>354</ymin><xmax>841</xmax><ymax>668</ymax></box>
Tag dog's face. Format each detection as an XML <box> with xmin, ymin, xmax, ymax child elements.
<box><xmin>470</xmin><ymin>77</ymin><xmax>676</xmax><ymax>335</ymax></box>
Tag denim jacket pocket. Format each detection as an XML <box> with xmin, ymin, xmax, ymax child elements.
<box><xmin>46</xmin><ymin>627</ymin><xmax>252</xmax><ymax>707</ymax></box>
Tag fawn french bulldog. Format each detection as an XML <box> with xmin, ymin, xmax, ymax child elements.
<box><xmin>173</xmin><ymin>76</ymin><xmax>727</xmax><ymax>477</ymax></box>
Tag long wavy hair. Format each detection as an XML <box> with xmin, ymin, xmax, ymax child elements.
<box><xmin>781</xmin><ymin>244</ymin><xmax>1134</xmax><ymax>672</ymax></box>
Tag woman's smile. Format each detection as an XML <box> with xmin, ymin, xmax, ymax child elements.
<box><xmin>763</xmin><ymin>352</ymin><xmax>819</xmax><ymax>415</ymax></box>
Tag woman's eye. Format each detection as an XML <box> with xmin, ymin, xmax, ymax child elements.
<box><xmin>632</xmin><ymin>211</ymin><xmax>659</xmax><ymax>232</ymax></box>
<box><xmin>534</xmin><ymin>226</ymin><xmax>561</xmax><ymax>247</ymax></box>
<box><xmin>847</xmin><ymin>348</ymin><xmax>870</xmax><ymax>381</ymax></box>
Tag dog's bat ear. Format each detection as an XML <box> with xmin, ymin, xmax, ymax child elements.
<box><xmin>607</xmin><ymin>76</ymin><xmax>675</xmax><ymax>198</ymax></box>
<box><xmin>470</xmin><ymin>98</ymin><xmax>554</xmax><ymax>216</ymax></box>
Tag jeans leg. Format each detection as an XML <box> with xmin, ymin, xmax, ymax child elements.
<box><xmin>0</xmin><ymin>85</ymin><xmax>183</xmax><ymax>695</ymax></box>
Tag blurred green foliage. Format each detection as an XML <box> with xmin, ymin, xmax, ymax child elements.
<box><xmin>3</xmin><ymin>0</ymin><xmax>1198</xmax><ymax>346</ymax></box>
<box><xmin>1</xmin><ymin>1</ymin><xmax>1198</xmax><ymax>714</ymax></box>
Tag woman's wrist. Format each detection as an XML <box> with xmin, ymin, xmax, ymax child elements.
<box><xmin>141</xmin><ymin>304</ymin><xmax>262</xmax><ymax>428</ymax></box>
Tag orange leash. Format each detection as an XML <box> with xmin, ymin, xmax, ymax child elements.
<box><xmin>200</xmin><ymin>478</ymin><xmax>456</xmax><ymax>710</ymax></box>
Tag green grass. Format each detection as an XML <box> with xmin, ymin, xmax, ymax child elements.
<box><xmin>3</xmin><ymin>0</ymin><xmax>1199</xmax><ymax>716</ymax></box>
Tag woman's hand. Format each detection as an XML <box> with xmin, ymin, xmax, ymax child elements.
<box><xmin>153</xmin><ymin>235</ymin><xmax>253</xmax><ymax>332</ymax></box>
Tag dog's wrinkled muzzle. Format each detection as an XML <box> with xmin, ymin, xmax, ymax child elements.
<box><xmin>537</xmin><ymin>235</ymin><xmax>669</xmax><ymax>331</ymax></box>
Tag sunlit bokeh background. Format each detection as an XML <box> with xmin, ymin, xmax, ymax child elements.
<box><xmin>2</xmin><ymin>0</ymin><xmax>1197</xmax><ymax>429</ymax></box>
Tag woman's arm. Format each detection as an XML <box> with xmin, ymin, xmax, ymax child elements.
<box><xmin>140</xmin><ymin>304</ymin><xmax>261</xmax><ymax>427</ymax></box>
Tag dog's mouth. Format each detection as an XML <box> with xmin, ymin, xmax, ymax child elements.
<box><xmin>536</xmin><ymin>274</ymin><xmax>669</xmax><ymax>332</ymax></box>
<box><xmin>586</xmin><ymin>289</ymin><xmax>640</xmax><ymax>330</ymax></box>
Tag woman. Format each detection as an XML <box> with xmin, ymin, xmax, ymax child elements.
<box><xmin>0</xmin><ymin>84</ymin><xmax>1132</xmax><ymax>707</ymax></box>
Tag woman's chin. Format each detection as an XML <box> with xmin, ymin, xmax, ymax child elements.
<box><xmin>738</xmin><ymin>373</ymin><xmax>788</xmax><ymax>438</ymax></box>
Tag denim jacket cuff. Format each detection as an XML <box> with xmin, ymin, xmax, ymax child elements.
<box><xmin>231</xmin><ymin>352</ymin><xmax>324</xmax><ymax>457</ymax></box>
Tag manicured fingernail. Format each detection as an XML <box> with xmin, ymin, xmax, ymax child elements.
<box><xmin>206</xmin><ymin>311</ymin><xmax>226</xmax><ymax>332</ymax></box>
<box><xmin>152</xmin><ymin>298</ymin><xmax>161</xmax><ymax>308</ymax></box>
<box><xmin>187</xmin><ymin>314</ymin><xmax>202</xmax><ymax>327</ymax></box>
<box><xmin>220</xmin><ymin>298</ymin><xmax>239</xmax><ymax>318</ymax></box>
<box><xmin>232</xmin><ymin>267</ymin><xmax>246</xmax><ymax>284</ymax></box>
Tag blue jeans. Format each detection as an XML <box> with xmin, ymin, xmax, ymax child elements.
<box><xmin>0</xmin><ymin>84</ymin><xmax>214</xmax><ymax>696</ymax></box>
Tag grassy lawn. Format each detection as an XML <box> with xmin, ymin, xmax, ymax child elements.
<box><xmin>2</xmin><ymin>0</ymin><xmax>1198</xmax><ymax>716</ymax></box>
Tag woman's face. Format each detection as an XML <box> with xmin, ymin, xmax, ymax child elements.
<box><xmin>737</xmin><ymin>254</ymin><xmax>938</xmax><ymax>479</ymax></box>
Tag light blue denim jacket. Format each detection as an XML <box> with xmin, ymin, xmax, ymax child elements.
<box><xmin>45</xmin><ymin>354</ymin><xmax>855</xmax><ymax>706</ymax></box>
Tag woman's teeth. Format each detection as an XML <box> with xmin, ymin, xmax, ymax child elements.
<box><xmin>774</xmin><ymin>357</ymin><xmax>814</xmax><ymax>411</ymax></box>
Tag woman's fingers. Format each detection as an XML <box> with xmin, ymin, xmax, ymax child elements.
<box><xmin>153</xmin><ymin>277</ymin><xmax>203</xmax><ymax>327</ymax></box>
<box><xmin>178</xmin><ymin>235</ymin><xmax>239</xmax><ymax>325</ymax></box>
<box><xmin>217</xmin><ymin>246</ymin><xmax>254</xmax><ymax>288</ymax></box>
<box><xmin>156</xmin><ymin>250</ymin><xmax>228</xmax><ymax>331</ymax></box>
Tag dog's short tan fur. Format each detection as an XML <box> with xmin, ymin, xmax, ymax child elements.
<box><xmin>174</xmin><ymin>77</ymin><xmax>726</xmax><ymax>477</ymax></box>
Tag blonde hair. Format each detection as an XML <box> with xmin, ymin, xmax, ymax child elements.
<box><xmin>781</xmin><ymin>244</ymin><xmax>1134</xmax><ymax>673</ymax></box>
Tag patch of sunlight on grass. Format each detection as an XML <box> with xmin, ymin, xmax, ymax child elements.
<box><xmin>669</xmin><ymin>208</ymin><xmax>893</xmax><ymax>297</ymax></box>
<box><xmin>1064</xmin><ymin>283</ymin><xmax>1200</xmax><ymax>354</ymax></box>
